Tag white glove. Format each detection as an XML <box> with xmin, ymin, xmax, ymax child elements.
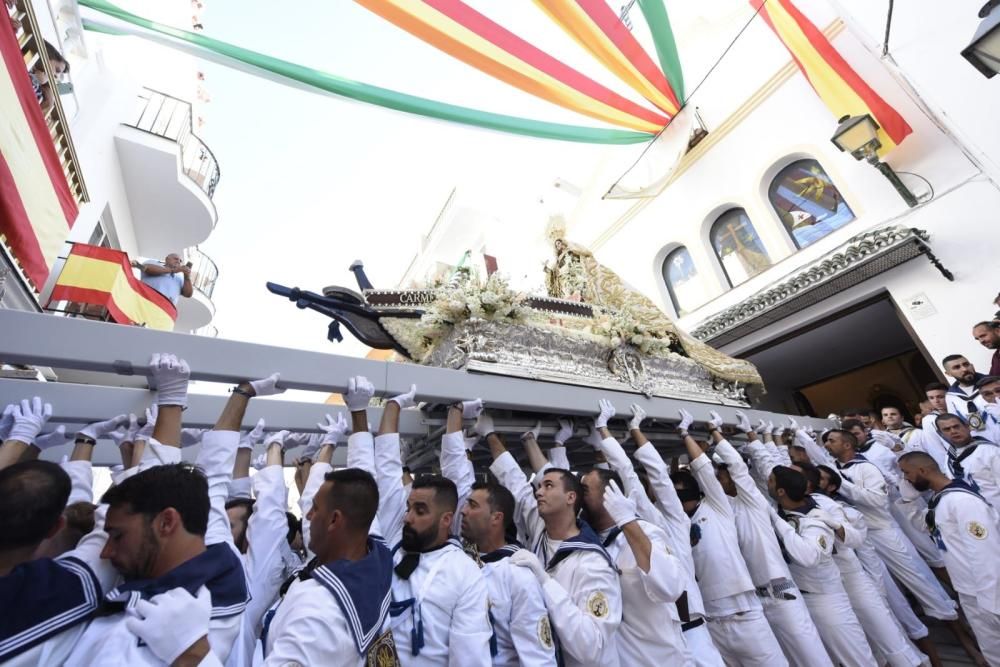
<box><xmin>248</xmin><ymin>372</ymin><xmax>284</xmax><ymax>397</ymax></box>
<box><xmin>985</xmin><ymin>403</ymin><xmax>1000</xmax><ymax>420</ymax></box>
<box><xmin>520</xmin><ymin>421</ymin><xmax>542</xmax><ymax>442</ymax></box>
<box><xmin>628</xmin><ymin>404</ymin><xmax>646</xmax><ymax>431</ymax></box>
<box><xmin>755</xmin><ymin>419</ymin><xmax>768</xmax><ymax>435</ymax></box>
<box><xmin>124</xmin><ymin>586</ymin><xmax>212</xmax><ymax>665</ymax></box>
<box><xmin>787</xmin><ymin>417</ymin><xmax>800</xmax><ymax>431</ymax></box>
<box><xmin>463</xmin><ymin>433</ymin><xmax>480</xmax><ymax>451</ymax></box>
<box><xmin>554</xmin><ymin>418</ymin><xmax>574</xmax><ymax>446</ymax></box>
<box><xmin>899</xmin><ymin>478</ymin><xmax>922</xmax><ymax>503</ymax></box>
<box><xmin>8</xmin><ymin>397</ymin><xmax>52</xmax><ymax>445</ymax></box>
<box><xmin>149</xmin><ymin>353</ymin><xmax>190</xmax><ymax>407</ymax></box>
<box><xmin>263</xmin><ymin>429</ymin><xmax>290</xmax><ymax>449</ymax></box>
<box><xmin>180</xmin><ymin>428</ymin><xmax>207</xmax><ymax>448</ymax></box>
<box><xmin>77</xmin><ymin>414</ymin><xmax>128</xmax><ymax>441</ymax></box>
<box><xmin>812</xmin><ymin>508</ymin><xmax>842</xmax><ymax>532</ymax></box>
<box><xmin>871</xmin><ymin>430</ymin><xmax>903</xmax><ymax>450</ymax></box>
<box><xmin>805</xmin><ymin>426</ymin><xmax>817</xmax><ymax>439</ymax></box>
<box><xmin>300</xmin><ymin>433</ymin><xmax>323</xmax><ymax>460</ymax></box>
<box><xmin>583</xmin><ymin>426</ymin><xmax>604</xmax><ymax>450</ymax></box>
<box><xmin>342</xmin><ymin>376</ymin><xmax>375</xmax><ymax>412</ymax></box>
<box><xmin>239</xmin><ymin>418</ymin><xmax>266</xmax><ymax>450</ymax></box>
<box><xmin>735</xmin><ymin>411</ymin><xmax>752</xmax><ymax>433</ymax></box>
<box><xmin>136</xmin><ymin>406</ymin><xmax>157</xmax><ymax>441</ymax></box>
<box><xmin>677</xmin><ymin>409</ymin><xmax>694</xmax><ymax>433</ymax></box>
<box><xmin>708</xmin><ymin>410</ymin><xmax>724</xmax><ymax>430</ymax></box>
<box><xmin>251</xmin><ymin>453</ymin><xmax>267</xmax><ymax>470</ymax></box>
<box><xmin>35</xmin><ymin>426</ymin><xmax>70</xmax><ymax>450</ymax></box>
<box><xmin>389</xmin><ymin>384</ymin><xmax>417</xmax><ymax>410</ymax></box>
<box><xmin>109</xmin><ymin>414</ymin><xmax>139</xmax><ymax>449</ymax></box>
<box><xmin>282</xmin><ymin>432</ymin><xmax>313</xmax><ymax>451</ymax></box>
<box><xmin>594</xmin><ymin>399</ymin><xmax>615</xmax><ymax>429</ymax></box>
<box><xmin>0</xmin><ymin>404</ymin><xmax>14</xmax><ymax>441</ymax></box>
<box><xmin>473</xmin><ymin>412</ymin><xmax>495</xmax><ymax>438</ymax></box>
<box><xmin>769</xmin><ymin>421</ymin><xmax>780</xmax><ymax>436</ymax></box>
<box><xmin>458</xmin><ymin>399</ymin><xmax>483</xmax><ymax>420</ymax></box>
<box><xmin>602</xmin><ymin>479</ymin><xmax>637</xmax><ymax>528</ymax></box>
<box><xmin>317</xmin><ymin>413</ymin><xmax>349</xmax><ymax>446</ymax></box>
<box><xmin>509</xmin><ymin>549</ymin><xmax>547</xmax><ymax>582</ymax></box>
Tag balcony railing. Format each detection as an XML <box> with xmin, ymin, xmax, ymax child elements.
<box><xmin>127</xmin><ymin>88</ymin><xmax>221</xmax><ymax>198</ymax></box>
<box><xmin>7</xmin><ymin>0</ymin><xmax>88</xmax><ymax>204</ymax></box>
<box><xmin>182</xmin><ymin>247</ymin><xmax>219</xmax><ymax>300</ymax></box>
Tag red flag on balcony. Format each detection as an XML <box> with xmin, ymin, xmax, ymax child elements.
<box><xmin>0</xmin><ymin>19</ymin><xmax>78</xmax><ymax>289</ymax></box>
<box><xmin>48</xmin><ymin>244</ymin><xmax>178</xmax><ymax>330</ymax></box>
<box><xmin>751</xmin><ymin>0</ymin><xmax>911</xmax><ymax>156</ymax></box>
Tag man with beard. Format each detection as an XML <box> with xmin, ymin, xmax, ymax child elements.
<box><xmin>488</xmin><ymin>429</ymin><xmax>622</xmax><ymax>667</ymax></box>
<box><xmin>673</xmin><ymin>409</ymin><xmax>787</xmax><ymax>666</ymax></box>
<box><xmin>373</xmin><ymin>384</ymin><xmax>492</xmax><ymax>666</ymax></box>
<box><xmin>972</xmin><ymin>321</ymin><xmax>1000</xmax><ymax>376</ymax></box>
<box><xmin>67</xmin><ymin>358</ymin><xmax>283</xmax><ymax>666</ymax></box>
<box><xmin>942</xmin><ymin>355</ymin><xmax>989</xmax><ymax>427</ymax></box>
<box><xmin>899</xmin><ymin>451</ymin><xmax>1000</xmax><ymax>666</ymax></box>
<box><xmin>440</xmin><ymin>399</ymin><xmax>555</xmax><ymax>666</ymax></box>
<box><xmin>766</xmin><ymin>466</ymin><xmax>877</xmax><ymax>665</ymax></box>
<box><xmin>935</xmin><ymin>413</ymin><xmax>1000</xmax><ymax>508</ymax></box>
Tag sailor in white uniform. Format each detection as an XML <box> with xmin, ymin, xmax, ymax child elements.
<box><xmin>488</xmin><ymin>428</ymin><xmax>623</xmax><ymax>667</ymax></box>
<box><xmin>373</xmin><ymin>384</ymin><xmax>493</xmax><ymax>666</ymax></box>
<box><xmin>262</xmin><ymin>468</ymin><xmax>397</xmax><ymax>665</ymax></box>
<box><xmin>674</xmin><ymin>410</ymin><xmax>787</xmax><ymax>667</ymax></box>
<box><xmin>942</xmin><ymin>355</ymin><xmax>990</xmax><ymax>424</ymax></box>
<box><xmin>767</xmin><ymin>465</ymin><xmax>877</xmax><ymax>666</ymax></box>
<box><xmin>441</xmin><ymin>400</ymin><xmax>556</xmax><ymax>667</ymax></box>
<box><xmin>721</xmin><ymin>411</ymin><xmax>832</xmax><ymax>667</ymax></box>
<box><xmin>935</xmin><ymin>412</ymin><xmax>1000</xmax><ymax>509</ymax></box>
<box><xmin>900</xmin><ymin>451</ymin><xmax>1000</xmax><ymax>666</ymax></box>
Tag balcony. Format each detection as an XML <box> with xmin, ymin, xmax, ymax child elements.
<box><xmin>115</xmin><ymin>88</ymin><xmax>220</xmax><ymax>257</ymax></box>
<box><xmin>173</xmin><ymin>247</ymin><xmax>218</xmax><ymax>332</ymax></box>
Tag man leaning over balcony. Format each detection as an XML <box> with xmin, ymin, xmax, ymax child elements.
<box><xmin>133</xmin><ymin>253</ymin><xmax>193</xmax><ymax>305</ymax></box>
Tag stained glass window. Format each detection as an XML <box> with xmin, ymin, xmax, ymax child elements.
<box><xmin>710</xmin><ymin>208</ymin><xmax>772</xmax><ymax>287</ymax></box>
<box><xmin>768</xmin><ymin>159</ymin><xmax>855</xmax><ymax>249</ymax></box>
<box><xmin>662</xmin><ymin>247</ymin><xmax>706</xmax><ymax>316</ymax></box>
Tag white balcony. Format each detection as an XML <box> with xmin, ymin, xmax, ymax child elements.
<box><xmin>174</xmin><ymin>247</ymin><xmax>218</xmax><ymax>332</ymax></box>
<box><xmin>115</xmin><ymin>88</ymin><xmax>219</xmax><ymax>257</ymax></box>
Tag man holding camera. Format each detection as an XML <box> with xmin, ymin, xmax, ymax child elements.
<box><xmin>133</xmin><ymin>253</ymin><xmax>194</xmax><ymax>305</ymax></box>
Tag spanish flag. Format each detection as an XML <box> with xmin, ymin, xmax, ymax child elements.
<box><xmin>752</xmin><ymin>0</ymin><xmax>911</xmax><ymax>155</ymax></box>
<box><xmin>49</xmin><ymin>244</ymin><xmax>177</xmax><ymax>330</ymax></box>
<box><xmin>0</xmin><ymin>15</ymin><xmax>78</xmax><ymax>289</ymax></box>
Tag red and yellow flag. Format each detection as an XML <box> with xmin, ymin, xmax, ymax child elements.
<box><xmin>48</xmin><ymin>244</ymin><xmax>178</xmax><ymax>331</ymax></box>
<box><xmin>752</xmin><ymin>0</ymin><xmax>911</xmax><ymax>155</ymax></box>
<box><xmin>0</xmin><ymin>19</ymin><xmax>78</xmax><ymax>289</ymax></box>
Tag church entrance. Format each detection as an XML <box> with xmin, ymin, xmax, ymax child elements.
<box><xmin>741</xmin><ymin>294</ymin><xmax>941</xmax><ymax>418</ymax></box>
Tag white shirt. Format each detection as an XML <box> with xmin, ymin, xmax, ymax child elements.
<box><xmin>951</xmin><ymin>441</ymin><xmax>1000</xmax><ymax>511</ymax></box>
<box><xmin>835</xmin><ymin>457</ymin><xmax>896</xmax><ymax>531</ymax></box>
<box><xmin>947</xmin><ymin>384</ymin><xmax>988</xmax><ymax>419</ymax></box>
<box><xmin>771</xmin><ymin>505</ymin><xmax>841</xmax><ymax>594</ymax></box>
<box><xmin>482</xmin><ymin>555</ymin><xmax>557</xmax><ymax>667</ymax></box>
<box><xmin>929</xmin><ymin>486</ymin><xmax>1000</xmax><ymax>614</ymax></box>
<box><xmin>688</xmin><ymin>453</ymin><xmax>756</xmax><ymax>611</ymax></box>
<box><xmin>390</xmin><ymin>543</ymin><xmax>493</xmax><ymax>666</ymax></box>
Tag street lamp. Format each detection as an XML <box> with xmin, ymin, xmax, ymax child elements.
<box><xmin>831</xmin><ymin>113</ymin><xmax>918</xmax><ymax>208</ymax></box>
<box><xmin>962</xmin><ymin>0</ymin><xmax>1000</xmax><ymax>78</ymax></box>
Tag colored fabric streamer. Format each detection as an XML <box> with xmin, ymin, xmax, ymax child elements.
<box><xmin>637</xmin><ymin>0</ymin><xmax>685</xmax><ymax>102</ymax></box>
<box><xmin>0</xmin><ymin>16</ymin><xmax>78</xmax><ymax>288</ymax></box>
<box><xmin>79</xmin><ymin>0</ymin><xmax>654</xmax><ymax>145</ymax></box>
<box><xmin>354</xmin><ymin>0</ymin><xmax>669</xmax><ymax>132</ymax></box>
<box><xmin>49</xmin><ymin>244</ymin><xmax>178</xmax><ymax>330</ymax></box>
<box><xmin>533</xmin><ymin>0</ymin><xmax>681</xmax><ymax>116</ymax></box>
<box><xmin>752</xmin><ymin>0</ymin><xmax>911</xmax><ymax>155</ymax></box>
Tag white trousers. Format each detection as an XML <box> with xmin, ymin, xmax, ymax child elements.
<box><xmin>879</xmin><ymin>560</ymin><xmax>930</xmax><ymax>641</ymax></box>
<box><xmin>761</xmin><ymin>592</ymin><xmax>833</xmax><ymax>667</ymax></box>
<box><xmin>842</xmin><ymin>567</ymin><xmax>927</xmax><ymax>667</ymax></box>
<box><xmin>869</xmin><ymin>525</ymin><xmax>958</xmax><ymax>621</ymax></box>
<box><xmin>684</xmin><ymin>622</ymin><xmax>725</xmax><ymax>667</ymax></box>
<box><xmin>958</xmin><ymin>592</ymin><xmax>1000</xmax><ymax>667</ymax></box>
<box><xmin>802</xmin><ymin>588</ymin><xmax>878</xmax><ymax>667</ymax></box>
<box><xmin>706</xmin><ymin>607</ymin><xmax>788</xmax><ymax>667</ymax></box>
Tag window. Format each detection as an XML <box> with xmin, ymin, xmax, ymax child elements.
<box><xmin>662</xmin><ymin>247</ymin><xmax>706</xmax><ymax>316</ymax></box>
<box><xmin>709</xmin><ymin>208</ymin><xmax>771</xmax><ymax>287</ymax></box>
<box><xmin>768</xmin><ymin>159</ymin><xmax>855</xmax><ymax>249</ymax></box>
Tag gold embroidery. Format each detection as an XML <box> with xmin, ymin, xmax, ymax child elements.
<box><xmin>587</xmin><ymin>591</ymin><xmax>610</xmax><ymax>618</ymax></box>
<box><xmin>366</xmin><ymin>629</ymin><xmax>400</xmax><ymax>667</ymax></box>
<box><xmin>968</xmin><ymin>521</ymin><xmax>988</xmax><ymax>540</ymax></box>
<box><xmin>818</xmin><ymin>535</ymin><xmax>828</xmax><ymax>550</ymax></box>
<box><xmin>537</xmin><ymin>616</ymin><xmax>554</xmax><ymax>649</ymax></box>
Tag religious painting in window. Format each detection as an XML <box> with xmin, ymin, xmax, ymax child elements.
<box><xmin>662</xmin><ymin>247</ymin><xmax>705</xmax><ymax>316</ymax></box>
<box><xmin>768</xmin><ymin>159</ymin><xmax>855</xmax><ymax>249</ymax></box>
<box><xmin>710</xmin><ymin>208</ymin><xmax>772</xmax><ymax>287</ymax></box>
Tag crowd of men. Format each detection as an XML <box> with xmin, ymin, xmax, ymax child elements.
<box><xmin>1</xmin><ymin>346</ymin><xmax>999</xmax><ymax>666</ymax></box>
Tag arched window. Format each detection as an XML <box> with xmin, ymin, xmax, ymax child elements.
<box><xmin>709</xmin><ymin>208</ymin><xmax>771</xmax><ymax>287</ymax></box>
<box><xmin>662</xmin><ymin>247</ymin><xmax>705</xmax><ymax>316</ymax></box>
<box><xmin>768</xmin><ymin>159</ymin><xmax>855</xmax><ymax>249</ymax></box>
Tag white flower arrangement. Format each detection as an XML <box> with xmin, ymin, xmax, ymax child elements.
<box><xmin>589</xmin><ymin>306</ymin><xmax>677</xmax><ymax>357</ymax></box>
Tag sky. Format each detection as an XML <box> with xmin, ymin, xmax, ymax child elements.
<box><xmin>85</xmin><ymin>0</ymin><xmax>758</xmax><ymax>400</ymax></box>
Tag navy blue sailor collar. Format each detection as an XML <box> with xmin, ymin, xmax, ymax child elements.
<box><xmin>546</xmin><ymin>520</ymin><xmax>618</xmax><ymax>572</ymax></box>
<box><xmin>836</xmin><ymin>453</ymin><xmax>869</xmax><ymax>470</ymax></box>
<box><xmin>310</xmin><ymin>537</ymin><xmax>394</xmax><ymax>656</ymax></box>
<box><xmin>105</xmin><ymin>542</ymin><xmax>249</xmax><ymax>618</ymax></box>
<box><xmin>480</xmin><ymin>544</ymin><xmax>521</xmax><ymax>563</ymax></box>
